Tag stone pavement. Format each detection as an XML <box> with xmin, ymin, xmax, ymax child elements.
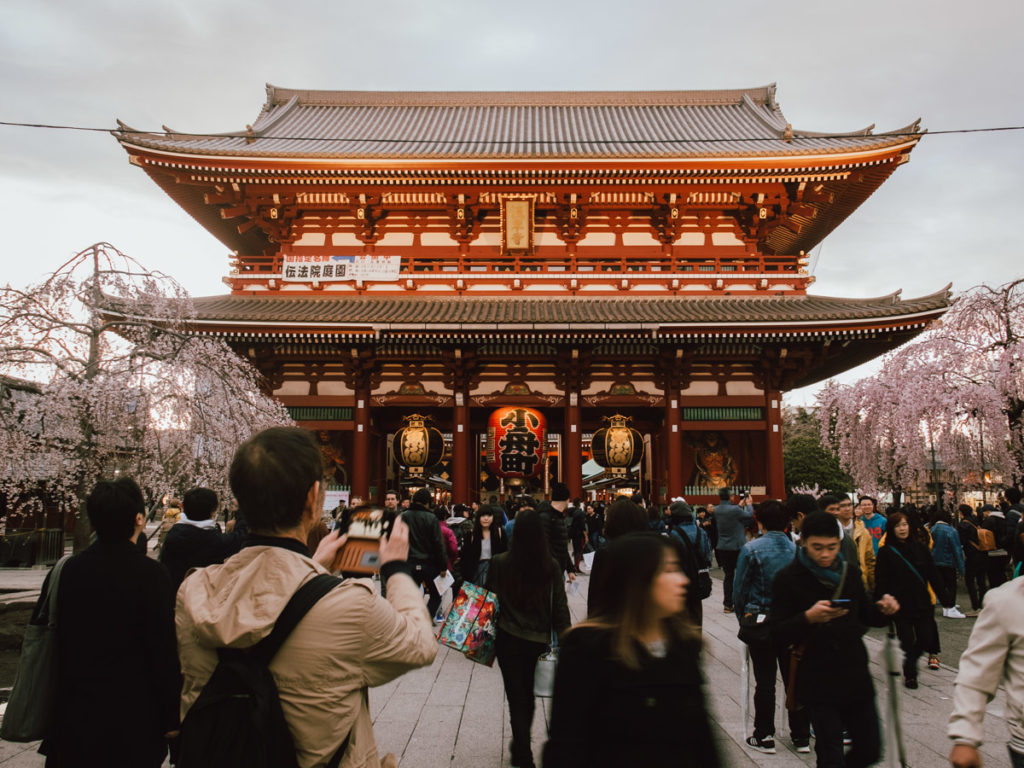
<box><xmin>0</xmin><ymin>563</ymin><xmax>1018</xmax><ymax>767</ymax></box>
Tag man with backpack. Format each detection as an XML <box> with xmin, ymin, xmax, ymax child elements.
<box><xmin>958</xmin><ymin>505</ymin><xmax>991</xmax><ymax>616</ymax></box>
<box><xmin>175</xmin><ymin>427</ymin><xmax>437</xmax><ymax>768</ymax></box>
<box><xmin>668</xmin><ymin>499</ymin><xmax>711</xmax><ymax>626</ymax></box>
<box><xmin>981</xmin><ymin>504</ymin><xmax>1012</xmax><ymax>589</ymax></box>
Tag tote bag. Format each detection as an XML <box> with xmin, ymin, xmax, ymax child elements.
<box><xmin>1</xmin><ymin>555</ymin><xmax>71</xmax><ymax>742</ymax></box>
<box><xmin>437</xmin><ymin>583</ymin><xmax>499</xmax><ymax>666</ymax></box>
<box><xmin>533</xmin><ymin>587</ymin><xmax>558</xmax><ymax>697</ymax></box>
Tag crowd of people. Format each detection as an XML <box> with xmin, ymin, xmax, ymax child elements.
<box><xmin>18</xmin><ymin>430</ymin><xmax>1024</xmax><ymax>768</ymax></box>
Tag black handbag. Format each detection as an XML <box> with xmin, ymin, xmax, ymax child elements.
<box><xmin>1</xmin><ymin>555</ymin><xmax>70</xmax><ymax>742</ymax></box>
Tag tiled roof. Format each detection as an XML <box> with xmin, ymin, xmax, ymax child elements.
<box><xmin>116</xmin><ymin>84</ymin><xmax>921</xmax><ymax>161</ymax></box>
<box><xmin>188</xmin><ymin>288</ymin><xmax>951</xmax><ymax>330</ymax></box>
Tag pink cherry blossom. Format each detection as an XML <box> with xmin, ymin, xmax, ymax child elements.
<box><xmin>0</xmin><ymin>243</ymin><xmax>292</xmax><ymax>548</ymax></box>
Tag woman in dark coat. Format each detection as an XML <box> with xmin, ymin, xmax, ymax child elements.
<box><xmin>875</xmin><ymin>509</ymin><xmax>949</xmax><ymax>687</ymax></box>
<box><xmin>38</xmin><ymin>478</ymin><xmax>180</xmax><ymax>768</ymax></box>
<box><xmin>460</xmin><ymin>503</ymin><xmax>508</xmax><ymax>585</ymax></box>
<box><xmin>543</xmin><ymin>533</ymin><xmax>719</xmax><ymax>768</ymax></box>
<box><xmin>485</xmin><ymin>507</ymin><xmax>570</xmax><ymax>768</ymax></box>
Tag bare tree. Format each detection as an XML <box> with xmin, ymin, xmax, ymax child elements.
<box><xmin>0</xmin><ymin>243</ymin><xmax>292</xmax><ymax>550</ymax></box>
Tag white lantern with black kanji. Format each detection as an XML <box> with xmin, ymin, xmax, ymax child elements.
<box><xmin>392</xmin><ymin>414</ymin><xmax>444</xmax><ymax>477</ymax></box>
<box><xmin>591</xmin><ymin>414</ymin><xmax>644</xmax><ymax>477</ymax></box>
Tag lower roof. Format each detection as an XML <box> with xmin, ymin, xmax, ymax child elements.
<box><xmin>189</xmin><ymin>288</ymin><xmax>951</xmax><ymax>332</ymax></box>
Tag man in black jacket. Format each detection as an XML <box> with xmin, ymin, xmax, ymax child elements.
<box><xmin>769</xmin><ymin>512</ymin><xmax>899</xmax><ymax>768</ymax></box>
<box><xmin>403</xmin><ymin>487</ymin><xmax>448</xmax><ymax>618</ymax></box>
<box><xmin>159</xmin><ymin>487</ymin><xmax>245</xmax><ymax>590</ymax></box>
<box><xmin>982</xmin><ymin>504</ymin><xmax>1011</xmax><ymax>588</ymax></box>
<box><xmin>39</xmin><ymin>478</ymin><xmax>180</xmax><ymax>766</ymax></box>
<box><xmin>539</xmin><ymin>483</ymin><xmax>573</xmax><ymax>578</ymax></box>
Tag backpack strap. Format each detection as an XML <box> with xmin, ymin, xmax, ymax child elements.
<box><xmin>250</xmin><ymin>573</ymin><xmax>341</xmax><ymax>666</ymax></box>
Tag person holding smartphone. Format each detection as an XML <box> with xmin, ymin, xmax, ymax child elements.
<box><xmin>769</xmin><ymin>512</ymin><xmax>899</xmax><ymax>768</ymax></box>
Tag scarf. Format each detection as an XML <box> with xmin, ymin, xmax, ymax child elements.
<box><xmin>797</xmin><ymin>546</ymin><xmax>845</xmax><ymax>587</ymax></box>
<box><xmin>175</xmin><ymin>517</ymin><xmax>219</xmax><ymax>530</ymax></box>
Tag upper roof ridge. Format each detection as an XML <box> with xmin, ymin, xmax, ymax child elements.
<box><xmin>262</xmin><ymin>83</ymin><xmax>780</xmax><ymax>109</ymax></box>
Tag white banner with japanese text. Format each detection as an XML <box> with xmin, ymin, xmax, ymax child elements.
<box><xmin>282</xmin><ymin>254</ymin><xmax>401</xmax><ymax>282</ymax></box>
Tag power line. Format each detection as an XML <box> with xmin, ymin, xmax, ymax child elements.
<box><xmin>1</xmin><ymin>119</ymin><xmax>1023</xmax><ymax>146</ymax></box>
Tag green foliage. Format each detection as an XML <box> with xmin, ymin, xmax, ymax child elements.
<box><xmin>783</xmin><ymin>406</ymin><xmax>852</xmax><ymax>495</ymax></box>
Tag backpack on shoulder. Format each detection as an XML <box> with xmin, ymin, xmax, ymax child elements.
<box><xmin>177</xmin><ymin>574</ymin><xmax>347</xmax><ymax>768</ymax></box>
<box><xmin>967</xmin><ymin>520</ymin><xmax>996</xmax><ymax>552</ymax></box>
<box><xmin>670</xmin><ymin>525</ymin><xmax>713</xmax><ymax>600</ymax></box>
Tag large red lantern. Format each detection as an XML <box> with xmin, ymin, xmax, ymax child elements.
<box><xmin>486</xmin><ymin>407</ymin><xmax>546</xmax><ymax>484</ymax></box>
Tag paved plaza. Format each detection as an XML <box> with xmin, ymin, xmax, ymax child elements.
<box><xmin>0</xmin><ymin>561</ymin><xmax>1017</xmax><ymax>767</ymax></box>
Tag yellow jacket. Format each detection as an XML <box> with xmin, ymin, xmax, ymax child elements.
<box><xmin>852</xmin><ymin>520</ymin><xmax>876</xmax><ymax>593</ymax></box>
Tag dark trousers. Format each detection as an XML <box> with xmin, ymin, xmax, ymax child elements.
<box><xmin>715</xmin><ymin>548</ymin><xmax>740</xmax><ymax>608</ymax></box>
<box><xmin>894</xmin><ymin>613</ymin><xmax>939</xmax><ymax>675</ymax></box>
<box><xmin>964</xmin><ymin>555</ymin><xmax>988</xmax><ymax>610</ymax></box>
<box><xmin>411</xmin><ymin>562</ymin><xmax>442</xmax><ymax>617</ymax></box>
<box><xmin>570</xmin><ymin>535</ymin><xmax>585</xmax><ymax>568</ymax></box>
<box><xmin>806</xmin><ymin>696</ymin><xmax>881</xmax><ymax>768</ymax></box>
<box><xmin>987</xmin><ymin>553</ymin><xmax>1010</xmax><ymax>589</ymax></box>
<box><xmin>746</xmin><ymin>635</ymin><xmax>810</xmax><ymax>741</ymax></box>
<box><xmin>496</xmin><ymin>629</ymin><xmax>546</xmax><ymax>768</ymax></box>
<box><xmin>936</xmin><ymin>566</ymin><xmax>958</xmax><ymax>608</ymax></box>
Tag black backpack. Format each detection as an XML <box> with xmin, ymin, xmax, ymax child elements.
<box><xmin>670</xmin><ymin>525</ymin><xmax>713</xmax><ymax>600</ymax></box>
<box><xmin>177</xmin><ymin>574</ymin><xmax>347</xmax><ymax>768</ymax></box>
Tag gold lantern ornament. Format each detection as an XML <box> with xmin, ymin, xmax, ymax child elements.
<box><xmin>392</xmin><ymin>414</ymin><xmax>444</xmax><ymax>477</ymax></box>
<box><xmin>591</xmin><ymin>414</ymin><xmax>644</xmax><ymax>477</ymax></box>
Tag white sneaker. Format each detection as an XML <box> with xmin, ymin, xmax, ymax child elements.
<box><xmin>944</xmin><ymin>606</ymin><xmax>967</xmax><ymax>619</ymax></box>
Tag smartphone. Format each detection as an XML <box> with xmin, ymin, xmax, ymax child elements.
<box><xmin>331</xmin><ymin>506</ymin><xmax>385</xmax><ymax>574</ymax></box>
<box><xmin>830</xmin><ymin>598</ymin><xmax>852</xmax><ymax>608</ymax></box>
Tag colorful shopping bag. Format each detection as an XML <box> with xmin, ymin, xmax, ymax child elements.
<box><xmin>437</xmin><ymin>582</ymin><xmax>499</xmax><ymax>666</ymax></box>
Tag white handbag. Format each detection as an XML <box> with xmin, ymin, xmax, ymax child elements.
<box><xmin>533</xmin><ymin>586</ymin><xmax>559</xmax><ymax>697</ymax></box>
<box><xmin>533</xmin><ymin>647</ymin><xmax>558</xmax><ymax>697</ymax></box>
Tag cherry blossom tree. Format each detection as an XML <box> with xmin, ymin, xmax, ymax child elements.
<box><xmin>818</xmin><ymin>278</ymin><xmax>1024</xmax><ymax>502</ymax></box>
<box><xmin>0</xmin><ymin>243</ymin><xmax>292</xmax><ymax>549</ymax></box>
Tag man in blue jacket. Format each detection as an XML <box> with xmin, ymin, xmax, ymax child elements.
<box><xmin>713</xmin><ymin>487</ymin><xmax>753</xmax><ymax>613</ymax></box>
<box><xmin>930</xmin><ymin>507</ymin><xmax>967</xmax><ymax>619</ymax></box>
<box><xmin>733</xmin><ymin>500</ymin><xmax>809</xmax><ymax>755</ymax></box>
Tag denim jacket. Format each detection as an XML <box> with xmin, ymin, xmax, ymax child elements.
<box><xmin>930</xmin><ymin>521</ymin><xmax>966</xmax><ymax>572</ymax></box>
<box><xmin>733</xmin><ymin>531</ymin><xmax>796</xmax><ymax>616</ymax></box>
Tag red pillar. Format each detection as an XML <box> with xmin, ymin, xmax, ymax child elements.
<box><xmin>564</xmin><ymin>391</ymin><xmax>583</xmax><ymax>500</ymax></box>
<box><xmin>351</xmin><ymin>387</ymin><xmax>371</xmax><ymax>501</ymax></box>
<box><xmin>453</xmin><ymin>395</ymin><xmax>470</xmax><ymax>505</ymax></box>
<box><xmin>664</xmin><ymin>390</ymin><xmax>683</xmax><ymax>500</ymax></box>
<box><xmin>765</xmin><ymin>389</ymin><xmax>785</xmax><ymax>499</ymax></box>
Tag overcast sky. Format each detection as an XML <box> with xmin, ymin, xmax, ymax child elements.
<box><xmin>2</xmin><ymin>0</ymin><xmax>1022</xmax><ymax>403</ymax></box>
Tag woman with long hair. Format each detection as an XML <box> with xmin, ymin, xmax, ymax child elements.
<box><xmin>586</xmin><ymin>497</ymin><xmax>649</xmax><ymax>617</ymax></box>
<box><xmin>485</xmin><ymin>507</ymin><xmax>570</xmax><ymax>768</ymax></box>
<box><xmin>460</xmin><ymin>503</ymin><xmax>508</xmax><ymax>585</ymax></box>
<box><xmin>543</xmin><ymin>532</ymin><xmax>718</xmax><ymax>768</ymax></box>
<box><xmin>875</xmin><ymin>509</ymin><xmax>949</xmax><ymax>688</ymax></box>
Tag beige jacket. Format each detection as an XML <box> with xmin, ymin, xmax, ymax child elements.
<box><xmin>948</xmin><ymin>578</ymin><xmax>1024</xmax><ymax>752</ymax></box>
<box><xmin>177</xmin><ymin>544</ymin><xmax>437</xmax><ymax>768</ymax></box>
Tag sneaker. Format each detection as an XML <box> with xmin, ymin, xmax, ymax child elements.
<box><xmin>723</xmin><ymin>606</ymin><xmax>734</xmax><ymax>614</ymax></box>
<box><xmin>904</xmin><ymin>676</ymin><xmax>918</xmax><ymax>689</ymax></box>
<box><xmin>944</xmin><ymin>606</ymin><xmax>967</xmax><ymax>619</ymax></box>
<box><xmin>842</xmin><ymin>730</ymin><xmax>852</xmax><ymax>746</ymax></box>
<box><xmin>965</xmin><ymin>609</ymin><xmax>981</xmax><ymax>617</ymax></box>
<box><xmin>793</xmin><ymin>739</ymin><xmax>811</xmax><ymax>754</ymax></box>
<box><xmin>745</xmin><ymin>736</ymin><xmax>776</xmax><ymax>754</ymax></box>
<box><xmin>928</xmin><ymin>655</ymin><xmax>940</xmax><ymax>670</ymax></box>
